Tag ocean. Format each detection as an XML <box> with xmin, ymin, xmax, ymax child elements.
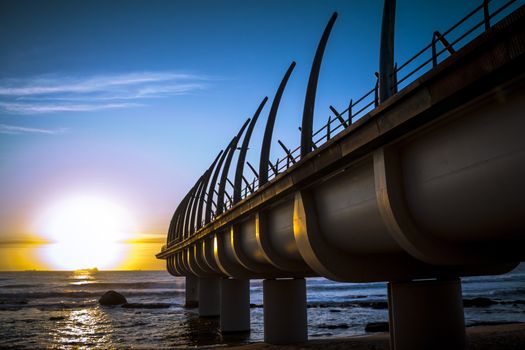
<box><xmin>0</xmin><ymin>264</ymin><xmax>524</xmax><ymax>349</ymax></box>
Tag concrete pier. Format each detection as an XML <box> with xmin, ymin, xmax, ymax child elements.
<box><xmin>388</xmin><ymin>278</ymin><xmax>466</xmax><ymax>350</ymax></box>
<box><xmin>184</xmin><ymin>276</ymin><xmax>199</xmax><ymax>308</ymax></box>
<box><xmin>220</xmin><ymin>278</ymin><xmax>250</xmax><ymax>333</ymax></box>
<box><xmin>198</xmin><ymin>277</ymin><xmax>220</xmax><ymax>317</ymax></box>
<box><xmin>263</xmin><ymin>278</ymin><xmax>307</xmax><ymax>344</ymax></box>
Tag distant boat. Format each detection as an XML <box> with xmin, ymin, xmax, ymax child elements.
<box><xmin>75</xmin><ymin>267</ymin><xmax>99</xmax><ymax>273</ymax></box>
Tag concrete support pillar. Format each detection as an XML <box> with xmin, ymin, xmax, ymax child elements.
<box><xmin>184</xmin><ymin>276</ymin><xmax>199</xmax><ymax>308</ymax></box>
<box><xmin>263</xmin><ymin>278</ymin><xmax>307</xmax><ymax>344</ymax></box>
<box><xmin>220</xmin><ymin>278</ymin><xmax>250</xmax><ymax>333</ymax></box>
<box><xmin>198</xmin><ymin>277</ymin><xmax>220</xmax><ymax>317</ymax></box>
<box><xmin>388</xmin><ymin>278</ymin><xmax>466</xmax><ymax>350</ymax></box>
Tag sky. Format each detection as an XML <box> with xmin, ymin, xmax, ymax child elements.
<box><xmin>0</xmin><ymin>0</ymin><xmax>491</xmax><ymax>270</ymax></box>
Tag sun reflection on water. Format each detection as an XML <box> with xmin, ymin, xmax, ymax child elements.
<box><xmin>69</xmin><ymin>269</ymin><xmax>98</xmax><ymax>286</ymax></box>
<box><xmin>52</xmin><ymin>308</ymin><xmax>114</xmax><ymax>349</ymax></box>
<box><xmin>49</xmin><ymin>271</ymin><xmax>115</xmax><ymax>348</ymax></box>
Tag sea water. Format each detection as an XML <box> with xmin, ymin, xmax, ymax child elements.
<box><xmin>0</xmin><ymin>264</ymin><xmax>524</xmax><ymax>349</ymax></box>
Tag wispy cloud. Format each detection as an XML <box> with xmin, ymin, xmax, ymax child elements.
<box><xmin>0</xmin><ymin>102</ymin><xmax>141</xmax><ymax>113</ymax></box>
<box><xmin>0</xmin><ymin>123</ymin><xmax>68</xmax><ymax>135</ymax></box>
<box><xmin>0</xmin><ymin>72</ymin><xmax>209</xmax><ymax>114</ymax></box>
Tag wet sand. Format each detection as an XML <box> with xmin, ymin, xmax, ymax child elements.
<box><xmin>219</xmin><ymin>323</ymin><xmax>525</xmax><ymax>350</ymax></box>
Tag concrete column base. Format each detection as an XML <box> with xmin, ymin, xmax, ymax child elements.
<box><xmin>184</xmin><ymin>276</ymin><xmax>199</xmax><ymax>308</ymax></box>
<box><xmin>388</xmin><ymin>278</ymin><xmax>466</xmax><ymax>350</ymax></box>
<box><xmin>263</xmin><ymin>278</ymin><xmax>307</xmax><ymax>344</ymax></box>
<box><xmin>199</xmin><ymin>277</ymin><xmax>220</xmax><ymax>317</ymax></box>
<box><xmin>220</xmin><ymin>278</ymin><xmax>250</xmax><ymax>333</ymax></box>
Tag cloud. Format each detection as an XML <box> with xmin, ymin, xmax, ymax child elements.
<box><xmin>0</xmin><ymin>72</ymin><xmax>209</xmax><ymax>114</ymax></box>
<box><xmin>0</xmin><ymin>123</ymin><xmax>68</xmax><ymax>135</ymax></box>
<box><xmin>0</xmin><ymin>102</ymin><xmax>141</xmax><ymax>114</ymax></box>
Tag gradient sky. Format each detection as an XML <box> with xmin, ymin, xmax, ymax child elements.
<box><xmin>0</xmin><ymin>0</ymin><xmax>493</xmax><ymax>270</ymax></box>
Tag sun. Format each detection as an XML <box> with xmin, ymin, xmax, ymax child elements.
<box><xmin>37</xmin><ymin>195</ymin><xmax>135</xmax><ymax>270</ymax></box>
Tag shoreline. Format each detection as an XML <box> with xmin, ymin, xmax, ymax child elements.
<box><xmin>216</xmin><ymin>323</ymin><xmax>525</xmax><ymax>350</ymax></box>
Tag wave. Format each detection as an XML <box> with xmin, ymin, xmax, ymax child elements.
<box><xmin>0</xmin><ymin>300</ymin><xmax>181</xmax><ymax>312</ymax></box>
<box><xmin>0</xmin><ymin>289</ymin><xmax>184</xmax><ymax>301</ymax></box>
<box><xmin>250</xmin><ymin>298</ymin><xmax>525</xmax><ymax>310</ymax></box>
<box><xmin>308</xmin><ymin>300</ymin><xmax>389</xmax><ymax>309</ymax></box>
<box><xmin>462</xmin><ymin>275</ymin><xmax>525</xmax><ymax>284</ymax></box>
<box><xmin>68</xmin><ymin>282</ymin><xmax>181</xmax><ymax>290</ymax></box>
<box><xmin>463</xmin><ymin>287</ymin><xmax>525</xmax><ymax>298</ymax></box>
<box><xmin>0</xmin><ymin>284</ymin><xmax>41</xmax><ymax>289</ymax></box>
<box><xmin>491</xmin><ymin>287</ymin><xmax>525</xmax><ymax>296</ymax></box>
<box><xmin>0</xmin><ymin>291</ymin><xmax>94</xmax><ymax>300</ymax></box>
<box><xmin>248</xmin><ymin>300</ymin><xmax>389</xmax><ymax>309</ymax></box>
<box><xmin>307</xmin><ymin>283</ymin><xmax>386</xmax><ymax>292</ymax></box>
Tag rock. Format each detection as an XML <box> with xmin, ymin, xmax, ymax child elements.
<box><xmin>49</xmin><ymin>316</ymin><xmax>66</xmax><ymax>321</ymax></box>
<box><xmin>366</xmin><ymin>301</ymin><xmax>389</xmax><ymax>309</ymax></box>
<box><xmin>463</xmin><ymin>297</ymin><xmax>497</xmax><ymax>307</ymax></box>
<box><xmin>318</xmin><ymin>323</ymin><xmax>349</xmax><ymax>330</ymax></box>
<box><xmin>365</xmin><ymin>322</ymin><xmax>389</xmax><ymax>333</ymax></box>
<box><xmin>99</xmin><ymin>290</ymin><xmax>127</xmax><ymax>306</ymax></box>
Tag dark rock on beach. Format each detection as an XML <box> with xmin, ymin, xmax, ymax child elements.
<box><xmin>99</xmin><ymin>290</ymin><xmax>127</xmax><ymax>306</ymax></box>
<box><xmin>318</xmin><ymin>323</ymin><xmax>349</xmax><ymax>330</ymax></box>
<box><xmin>49</xmin><ymin>316</ymin><xmax>66</xmax><ymax>321</ymax></box>
<box><xmin>365</xmin><ymin>322</ymin><xmax>389</xmax><ymax>333</ymax></box>
<box><xmin>463</xmin><ymin>297</ymin><xmax>497</xmax><ymax>307</ymax></box>
<box><xmin>360</xmin><ymin>301</ymin><xmax>389</xmax><ymax>309</ymax></box>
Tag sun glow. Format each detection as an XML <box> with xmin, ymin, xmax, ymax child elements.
<box><xmin>37</xmin><ymin>195</ymin><xmax>135</xmax><ymax>270</ymax></box>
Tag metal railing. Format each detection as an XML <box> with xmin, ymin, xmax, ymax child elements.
<box><xmin>176</xmin><ymin>0</ymin><xmax>523</xmax><ymax>243</ymax></box>
<box><xmin>232</xmin><ymin>0</ymin><xmax>522</xmax><ymax>203</ymax></box>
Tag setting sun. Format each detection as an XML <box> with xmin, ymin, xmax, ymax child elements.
<box><xmin>36</xmin><ymin>195</ymin><xmax>135</xmax><ymax>270</ymax></box>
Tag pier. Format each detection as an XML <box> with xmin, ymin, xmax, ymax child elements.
<box><xmin>157</xmin><ymin>1</ymin><xmax>525</xmax><ymax>348</ymax></box>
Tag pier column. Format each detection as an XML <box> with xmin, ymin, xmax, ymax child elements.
<box><xmin>184</xmin><ymin>276</ymin><xmax>199</xmax><ymax>308</ymax></box>
<box><xmin>388</xmin><ymin>278</ymin><xmax>466</xmax><ymax>350</ymax></box>
<box><xmin>198</xmin><ymin>277</ymin><xmax>220</xmax><ymax>317</ymax></box>
<box><xmin>220</xmin><ymin>278</ymin><xmax>250</xmax><ymax>333</ymax></box>
<box><xmin>263</xmin><ymin>278</ymin><xmax>307</xmax><ymax>344</ymax></box>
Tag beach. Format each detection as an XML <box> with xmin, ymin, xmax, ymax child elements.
<box><xmin>225</xmin><ymin>323</ymin><xmax>525</xmax><ymax>350</ymax></box>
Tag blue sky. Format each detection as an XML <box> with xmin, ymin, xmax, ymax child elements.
<box><xmin>0</xmin><ymin>0</ymin><xmax>495</xmax><ymax>245</ymax></box>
